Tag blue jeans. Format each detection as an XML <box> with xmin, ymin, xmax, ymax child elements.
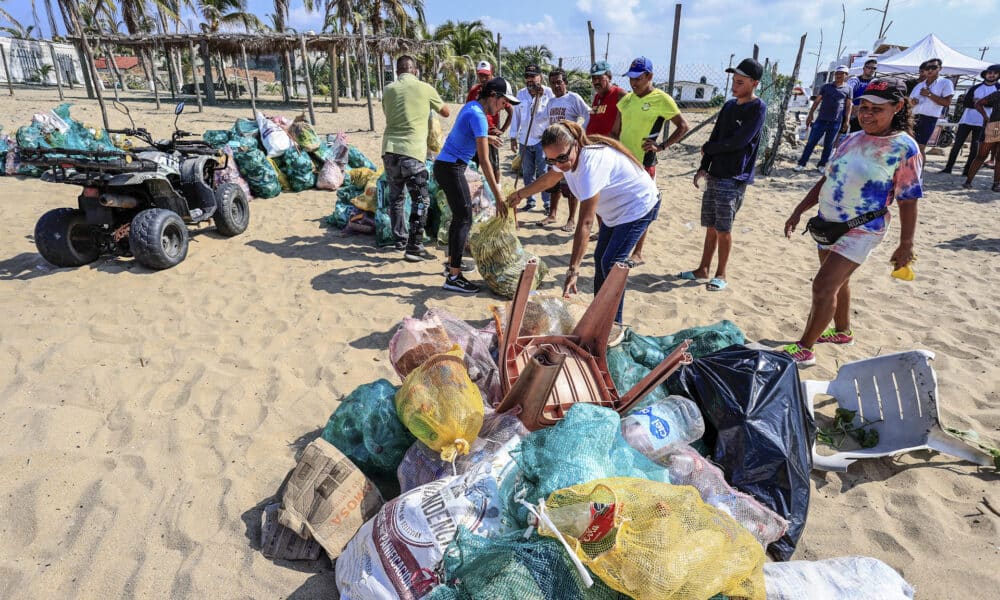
<box><xmin>594</xmin><ymin>201</ymin><xmax>659</xmax><ymax>323</ymax></box>
<box><xmin>520</xmin><ymin>142</ymin><xmax>550</xmax><ymax>210</ymax></box>
<box><xmin>798</xmin><ymin>119</ymin><xmax>840</xmax><ymax>168</ymax></box>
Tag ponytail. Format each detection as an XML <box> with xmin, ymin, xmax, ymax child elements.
<box><xmin>540</xmin><ymin>120</ymin><xmax>644</xmax><ymax>171</ymax></box>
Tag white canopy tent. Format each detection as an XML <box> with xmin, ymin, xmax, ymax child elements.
<box><xmin>874</xmin><ymin>34</ymin><xmax>991</xmax><ymax>78</ymax></box>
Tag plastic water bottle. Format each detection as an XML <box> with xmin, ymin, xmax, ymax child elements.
<box><xmin>621</xmin><ymin>396</ymin><xmax>705</xmax><ymax>460</ymax></box>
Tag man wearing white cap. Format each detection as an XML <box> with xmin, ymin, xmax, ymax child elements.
<box><xmin>794</xmin><ymin>66</ymin><xmax>853</xmax><ymax>172</ymax></box>
<box><xmin>466</xmin><ymin>60</ymin><xmax>511</xmax><ymax>178</ymax></box>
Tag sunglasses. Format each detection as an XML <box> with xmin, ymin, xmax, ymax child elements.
<box><xmin>921</xmin><ymin>65</ymin><xmax>940</xmax><ymax>71</ymax></box>
<box><xmin>544</xmin><ymin>145</ymin><xmax>575</xmax><ymax>165</ymax></box>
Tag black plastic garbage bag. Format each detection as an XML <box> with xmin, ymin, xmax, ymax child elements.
<box><xmin>667</xmin><ymin>345</ymin><xmax>815</xmax><ymax>561</ymax></box>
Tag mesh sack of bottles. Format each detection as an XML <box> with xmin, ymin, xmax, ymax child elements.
<box><xmin>470</xmin><ymin>214</ymin><xmax>547</xmax><ymax>298</ymax></box>
<box><xmin>539</xmin><ymin>476</ymin><xmax>766</xmax><ymax>600</ymax></box>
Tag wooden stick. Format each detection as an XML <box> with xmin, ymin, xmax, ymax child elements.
<box><xmin>48</xmin><ymin>43</ymin><xmax>64</xmax><ymax>100</ymax></box>
<box><xmin>299</xmin><ymin>34</ymin><xmax>316</xmax><ymax>125</ymax></box>
<box><xmin>241</xmin><ymin>43</ymin><xmax>256</xmax><ymax>118</ymax></box>
<box><xmin>188</xmin><ymin>39</ymin><xmax>203</xmax><ymax>112</ymax></box>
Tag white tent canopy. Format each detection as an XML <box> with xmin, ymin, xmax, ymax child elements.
<box><xmin>876</xmin><ymin>33</ymin><xmax>991</xmax><ymax>78</ymax></box>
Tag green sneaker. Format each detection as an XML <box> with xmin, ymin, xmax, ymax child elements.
<box><xmin>817</xmin><ymin>328</ymin><xmax>854</xmax><ymax>345</ymax></box>
<box><xmin>782</xmin><ymin>342</ymin><xmax>816</xmax><ymax>366</ymax></box>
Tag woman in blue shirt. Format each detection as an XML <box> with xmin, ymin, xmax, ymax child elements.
<box><xmin>434</xmin><ymin>78</ymin><xmax>519</xmax><ymax>294</ymax></box>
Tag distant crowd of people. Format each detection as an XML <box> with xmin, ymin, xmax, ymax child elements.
<box><xmin>378</xmin><ymin>52</ymin><xmax>934</xmax><ymax>367</ymax></box>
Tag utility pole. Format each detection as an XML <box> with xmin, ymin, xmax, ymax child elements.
<box><xmin>836</xmin><ymin>4</ymin><xmax>846</xmax><ymax>63</ymax></box>
<box><xmin>587</xmin><ymin>21</ymin><xmax>595</xmax><ymax>67</ymax></box>
<box><xmin>604</xmin><ymin>33</ymin><xmax>610</xmax><ymax>61</ymax></box>
<box><xmin>980</xmin><ymin>46</ymin><xmax>990</xmax><ymax>60</ymax></box>
<box><xmin>808</xmin><ymin>29</ymin><xmax>824</xmax><ymax>86</ymax></box>
<box><xmin>866</xmin><ymin>0</ymin><xmax>892</xmax><ymax>40</ymax></box>
<box><xmin>723</xmin><ymin>53</ymin><xmax>734</xmax><ymax>99</ymax></box>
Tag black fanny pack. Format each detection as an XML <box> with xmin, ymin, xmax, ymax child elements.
<box><xmin>804</xmin><ymin>207</ymin><xmax>888</xmax><ymax>245</ymax></box>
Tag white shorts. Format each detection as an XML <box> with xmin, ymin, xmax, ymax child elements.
<box><xmin>818</xmin><ymin>227</ymin><xmax>886</xmax><ymax>265</ymax></box>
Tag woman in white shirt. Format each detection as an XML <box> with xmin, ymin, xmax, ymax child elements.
<box><xmin>507</xmin><ymin>120</ymin><xmax>660</xmax><ymax>323</ymax></box>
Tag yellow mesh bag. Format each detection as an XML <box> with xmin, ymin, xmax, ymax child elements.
<box><xmin>427</xmin><ymin>112</ymin><xmax>444</xmax><ymax>154</ymax></box>
<box><xmin>268</xmin><ymin>157</ymin><xmax>290</xmax><ymax>191</ymax></box>
<box><xmin>348</xmin><ymin>167</ymin><xmax>377</xmax><ymax>189</ymax></box>
<box><xmin>537</xmin><ymin>477</ymin><xmax>766</xmax><ymax>600</ymax></box>
<box><xmin>395</xmin><ymin>346</ymin><xmax>485</xmax><ymax>462</ymax></box>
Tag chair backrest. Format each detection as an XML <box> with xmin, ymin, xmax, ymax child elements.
<box><xmin>826</xmin><ymin>350</ymin><xmax>938</xmax><ymax>448</ymax></box>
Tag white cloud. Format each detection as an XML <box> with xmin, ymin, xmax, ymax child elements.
<box><xmin>288</xmin><ymin>6</ymin><xmax>323</xmax><ymax>32</ymax></box>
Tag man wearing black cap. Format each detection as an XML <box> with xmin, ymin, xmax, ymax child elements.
<box><xmin>942</xmin><ymin>64</ymin><xmax>1000</xmax><ymax>175</ymax></box>
<box><xmin>678</xmin><ymin>58</ymin><xmax>767</xmax><ymax>292</ymax></box>
<box><xmin>509</xmin><ymin>64</ymin><xmax>554</xmax><ymax>213</ymax></box>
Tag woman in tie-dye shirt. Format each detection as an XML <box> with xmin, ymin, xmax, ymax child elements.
<box><xmin>781</xmin><ymin>77</ymin><xmax>922</xmax><ymax>366</ymax></box>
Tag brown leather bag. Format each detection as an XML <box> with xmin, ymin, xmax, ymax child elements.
<box><xmin>495</xmin><ymin>260</ymin><xmax>692</xmax><ymax>430</ymax></box>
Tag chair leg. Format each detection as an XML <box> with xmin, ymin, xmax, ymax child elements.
<box><xmin>572</xmin><ymin>262</ymin><xmax>629</xmax><ymax>358</ymax></box>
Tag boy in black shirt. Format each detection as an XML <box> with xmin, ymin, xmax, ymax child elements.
<box><xmin>678</xmin><ymin>58</ymin><xmax>767</xmax><ymax>292</ymax></box>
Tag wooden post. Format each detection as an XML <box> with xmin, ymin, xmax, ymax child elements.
<box><xmin>102</xmin><ymin>42</ymin><xmax>121</xmax><ymax>102</ymax></box>
<box><xmin>80</xmin><ymin>34</ymin><xmax>109</xmax><ymax>130</ymax></box>
<box><xmin>496</xmin><ymin>33</ymin><xmax>502</xmax><ymax>76</ymax></box>
<box><xmin>188</xmin><ymin>39</ymin><xmax>203</xmax><ymax>112</ymax></box>
<box><xmin>360</xmin><ymin>24</ymin><xmax>374</xmax><ymax>132</ymax></box>
<box><xmin>217</xmin><ymin>52</ymin><xmax>231</xmax><ymax>100</ymax></box>
<box><xmin>753</xmin><ymin>44</ymin><xmax>760</xmax><ymax>61</ymax></box>
<box><xmin>48</xmin><ymin>44</ymin><xmax>64</xmax><ymax>100</ymax></box>
<box><xmin>299</xmin><ymin>34</ymin><xmax>316</xmax><ymax>125</ymax></box>
<box><xmin>761</xmin><ymin>34</ymin><xmax>807</xmax><ymax>176</ymax></box>
<box><xmin>241</xmin><ymin>43</ymin><xmax>256</xmax><ymax>118</ymax></box>
<box><xmin>201</xmin><ymin>41</ymin><xmax>216</xmax><ymax>105</ymax></box>
<box><xmin>667</xmin><ymin>3</ymin><xmax>681</xmax><ymax>100</ymax></box>
<box><xmin>329</xmin><ymin>43</ymin><xmax>338</xmax><ymax>113</ymax></box>
<box><xmin>165</xmin><ymin>44</ymin><xmax>177</xmax><ymax>99</ymax></box>
<box><xmin>148</xmin><ymin>47</ymin><xmax>161</xmax><ymax>110</ymax></box>
<box><xmin>587</xmin><ymin>21</ymin><xmax>595</xmax><ymax>69</ymax></box>
<box><xmin>1</xmin><ymin>44</ymin><xmax>15</xmax><ymax>96</ymax></box>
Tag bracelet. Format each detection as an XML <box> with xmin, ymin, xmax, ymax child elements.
<box><xmin>658</xmin><ymin>142</ymin><xmax>667</xmax><ymax>151</ymax></box>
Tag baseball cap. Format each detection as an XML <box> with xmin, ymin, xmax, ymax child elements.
<box><xmin>856</xmin><ymin>76</ymin><xmax>907</xmax><ymax>104</ymax></box>
<box><xmin>482</xmin><ymin>77</ymin><xmax>521</xmax><ymax>104</ymax></box>
<box><xmin>589</xmin><ymin>60</ymin><xmax>612</xmax><ymax>77</ymax></box>
<box><xmin>835</xmin><ymin>65</ymin><xmax>850</xmax><ymax>74</ymax></box>
<box><xmin>476</xmin><ymin>60</ymin><xmax>492</xmax><ymax>75</ymax></box>
<box><xmin>623</xmin><ymin>56</ymin><xmax>653</xmax><ymax>78</ymax></box>
<box><xmin>524</xmin><ymin>64</ymin><xmax>542</xmax><ymax>77</ymax></box>
<box><xmin>725</xmin><ymin>58</ymin><xmax>764</xmax><ymax>81</ymax></box>
<box><xmin>981</xmin><ymin>63</ymin><xmax>1000</xmax><ymax>78</ymax></box>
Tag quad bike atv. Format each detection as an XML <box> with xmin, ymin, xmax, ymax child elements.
<box><xmin>24</xmin><ymin>101</ymin><xmax>249</xmax><ymax>270</ymax></box>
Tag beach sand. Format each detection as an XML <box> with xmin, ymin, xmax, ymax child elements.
<box><xmin>0</xmin><ymin>87</ymin><xmax>997</xmax><ymax>598</ymax></box>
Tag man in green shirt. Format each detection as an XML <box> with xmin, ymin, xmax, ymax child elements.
<box><xmin>611</xmin><ymin>56</ymin><xmax>689</xmax><ymax>263</ymax></box>
<box><xmin>382</xmin><ymin>55</ymin><xmax>450</xmax><ymax>260</ymax></box>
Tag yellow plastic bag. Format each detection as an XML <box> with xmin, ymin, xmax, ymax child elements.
<box><xmin>537</xmin><ymin>477</ymin><xmax>766</xmax><ymax>600</ymax></box>
<box><xmin>511</xmin><ymin>152</ymin><xmax>522</xmax><ymax>174</ymax></box>
<box><xmin>269</xmin><ymin>157</ymin><xmax>291</xmax><ymax>191</ymax></box>
<box><xmin>427</xmin><ymin>112</ymin><xmax>443</xmax><ymax>154</ymax></box>
<box><xmin>348</xmin><ymin>167</ymin><xmax>377</xmax><ymax>189</ymax></box>
<box><xmin>350</xmin><ymin>168</ymin><xmax>383</xmax><ymax>212</ymax></box>
<box><xmin>891</xmin><ymin>256</ymin><xmax>916</xmax><ymax>281</ymax></box>
<box><xmin>395</xmin><ymin>346</ymin><xmax>485</xmax><ymax>462</ymax></box>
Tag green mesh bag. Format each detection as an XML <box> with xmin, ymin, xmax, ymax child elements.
<box><xmin>233</xmin><ymin>146</ymin><xmax>281</xmax><ymax>198</ymax></box>
<box><xmin>203</xmin><ymin>130</ymin><xmax>231</xmax><ymax>148</ymax></box>
<box><xmin>502</xmin><ymin>403</ymin><xmax>670</xmax><ymax>529</ymax></box>
<box><xmin>426</xmin><ymin>527</ymin><xmax>627</xmax><ymax>600</ymax></box>
<box><xmin>607</xmin><ymin>321</ymin><xmax>745</xmax><ymax>405</ymax></box>
<box><xmin>320</xmin><ymin>379</ymin><xmax>414</xmax><ymax>482</ymax></box>
<box><xmin>347</xmin><ymin>144</ymin><xmax>377</xmax><ymax>169</ymax></box>
<box><xmin>281</xmin><ymin>146</ymin><xmax>316</xmax><ymax>192</ymax></box>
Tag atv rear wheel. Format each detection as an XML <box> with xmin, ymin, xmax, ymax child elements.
<box><xmin>213</xmin><ymin>182</ymin><xmax>249</xmax><ymax>236</ymax></box>
<box><xmin>34</xmin><ymin>208</ymin><xmax>100</xmax><ymax>267</ymax></box>
<box><xmin>129</xmin><ymin>208</ymin><xmax>188</xmax><ymax>270</ymax></box>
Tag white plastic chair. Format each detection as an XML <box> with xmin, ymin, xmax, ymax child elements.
<box><xmin>802</xmin><ymin>349</ymin><xmax>994</xmax><ymax>471</ymax></box>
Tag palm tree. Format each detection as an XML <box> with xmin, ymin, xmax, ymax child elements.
<box><xmin>504</xmin><ymin>44</ymin><xmax>553</xmax><ymax>80</ymax></box>
<box><xmin>0</xmin><ymin>10</ymin><xmax>35</xmax><ymax>38</ymax></box>
<box><xmin>432</xmin><ymin>19</ymin><xmax>494</xmax><ymax>98</ymax></box>
<box><xmin>325</xmin><ymin>0</ymin><xmax>360</xmax><ymax>100</ymax></box>
<box><xmin>196</xmin><ymin>0</ymin><xmax>260</xmax><ymax>33</ymax></box>
<box><xmin>361</xmin><ymin>0</ymin><xmax>426</xmax><ymax>91</ymax></box>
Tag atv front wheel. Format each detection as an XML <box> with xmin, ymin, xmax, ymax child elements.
<box><xmin>129</xmin><ymin>208</ymin><xmax>189</xmax><ymax>270</ymax></box>
<box><xmin>213</xmin><ymin>183</ymin><xmax>249</xmax><ymax>236</ymax></box>
<box><xmin>34</xmin><ymin>208</ymin><xmax>100</xmax><ymax>267</ymax></box>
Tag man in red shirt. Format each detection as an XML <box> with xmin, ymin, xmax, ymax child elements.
<box><xmin>587</xmin><ymin>60</ymin><xmax>627</xmax><ymax>136</ymax></box>
<box><xmin>466</xmin><ymin>60</ymin><xmax>511</xmax><ymax>179</ymax></box>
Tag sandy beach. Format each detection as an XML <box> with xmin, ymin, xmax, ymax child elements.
<box><xmin>0</xmin><ymin>87</ymin><xmax>997</xmax><ymax>598</ymax></box>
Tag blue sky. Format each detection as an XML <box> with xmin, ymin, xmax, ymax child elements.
<box><xmin>6</xmin><ymin>0</ymin><xmax>999</xmax><ymax>81</ymax></box>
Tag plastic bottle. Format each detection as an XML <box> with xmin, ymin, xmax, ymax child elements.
<box><xmin>621</xmin><ymin>395</ymin><xmax>706</xmax><ymax>460</ymax></box>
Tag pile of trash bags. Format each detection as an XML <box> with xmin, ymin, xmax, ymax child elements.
<box><xmin>1</xmin><ymin>104</ymin><xmax>122</xmax><ymax>177</ymax></box>
<box><xmin>257</xmin><ymin>298</ymin><xmax>917</xmax><ymax>600</ymax></box>
<box><xmin>202</xmin><ymin>111</ymin><xmax>366</xmax><ymax>199</ymax></box>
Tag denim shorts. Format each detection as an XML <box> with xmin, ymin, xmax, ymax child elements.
<box><xmin>700</xmin><ymin>176</ymin><xmax>746</xmax><ymax>233</ymax></box>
